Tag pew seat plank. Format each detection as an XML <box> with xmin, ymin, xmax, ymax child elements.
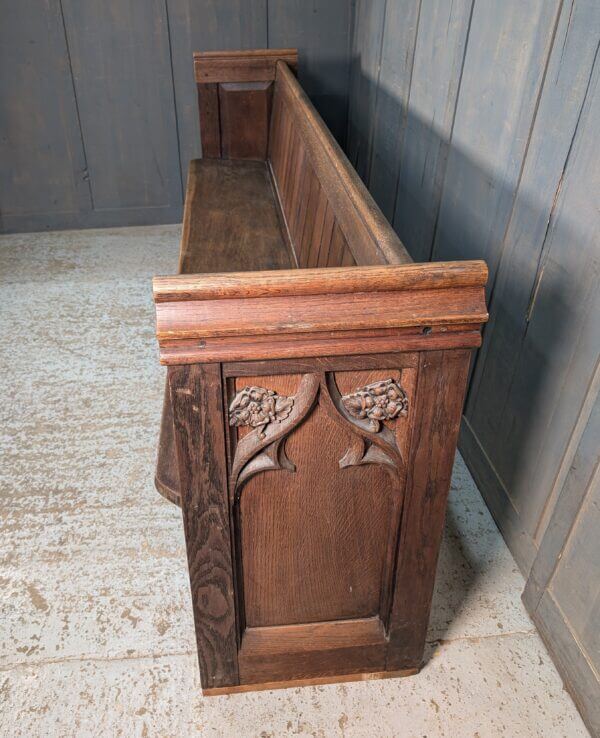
<box><xmin>179</xmin><ymin>158</ymin><xmax>293</xmax><ymax>275</ymax></box>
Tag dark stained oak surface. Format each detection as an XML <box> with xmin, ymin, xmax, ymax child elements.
<box><xmin>178</xmin><ymin>158</ymin><xmax>293</xmax><ymax>275</ymax></box>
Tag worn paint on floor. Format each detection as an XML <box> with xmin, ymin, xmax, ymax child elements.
<box><xmin>0</xmin><ymin>225</ymin><xmax>589</xmax><ymax>737</ymax></box>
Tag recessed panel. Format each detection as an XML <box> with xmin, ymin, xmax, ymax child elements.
<box><xmin>219</xmin><ymin>81</ymin><xmax>273</xmax><ymax>160</ymax></box>
<box><xmin>231</xmin><ymin>369</ymin><xmax>412</xmax><ymax>628</ymax></box>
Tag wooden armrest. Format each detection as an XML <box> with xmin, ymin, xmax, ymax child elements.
<box><xmin>153</xmin><ymin>261</ymin><xmax>488</xmax><ymax>365</ymax></box>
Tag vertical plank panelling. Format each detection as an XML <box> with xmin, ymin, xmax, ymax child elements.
<box><xmin>462</xmin><ymin>0</ymin><xmax>600</xmax><ymax>568</ymax></box>
<box><xmin>367</xmin><ymin>0</ymin><xmax>421</xmax><ymax>219</ymax></box>
<box><xmin>346</xmin><ymin>0</ymin><xmax>387</xmax><ymax>180</ymax></box>
<box><xmin>524</xmin><ymin>383</ymin><xmax>600</xmax><ymax>611</ymax></box>
<box><xmin>317</xmin><ymin>204</ymin><xmax>336</xmax><ymax>267</ymax></box>
<box><xmin>268</xmin><ymin>0</ymin><xmax>352</xmax><ymax>145</ymax></box>
<box><xmin>293</xmin><ymin>159</ymin><xmax>315</xmax><ymax>253</ymax></box>
<box><xmin>166</xmin><ymin>0</ymin><xmax>267</xmax><ymax>181</ymax></box>
<box><xmin>392</xmin><ymin>0</ymin><xmax>474</xmax><ymax>262</ymax></box>
<box><xmin>288</xmin><ymin>152</ymin><xmax>309</xmax><ymax>245</ymax></box>
<box><xmin>0</xmin><ymin>0</ymin><xmax>90</xmax><ymax>232</ymax></box>
<box><xmin>305</xmin><ymin>189</ymin><xmax>328</xmax><ymax>268</ymax></box>
<box><xmin>325</xmin><ymin>222</ymin><xmax>347</xmax><ymax>267</ymax></box>
<box><xmin>430</xmin><ymin>0</ymin><xmax>561</xmax><ymax>285</ymax></box>
<box><xmin>475</xmin><ymin>54</ymin><xmax>600</xmax><ymax>551</ymax></box>
<box><xmin>61</xmin><ymin>0</ymin><xmax>182</xmax><ymax>218</ymax></box>
<box><xmin>297</xmin><ymin>175</ymin><xmax>321</xmax><ymax>267</ymax></box>
<box><xmin>1</xmin><ymin>0</ymin><xmax>354</xmax><ymax>232</ymax></box>
<box><xmin>525</xmin><ymin>391</ymin><xmax>600</xmax><ymax>735</ymax></box>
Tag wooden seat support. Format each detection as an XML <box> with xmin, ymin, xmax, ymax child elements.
<box><xmin>152</xmin><ymin>49</ymin><xmax>488</xmax><ymax>694</ymax></box>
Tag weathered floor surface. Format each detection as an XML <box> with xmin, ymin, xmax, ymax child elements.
<box><xmin>0</xmin><ymin>225</ymin><xmax>589</xmax><ymax>737</ymax></box>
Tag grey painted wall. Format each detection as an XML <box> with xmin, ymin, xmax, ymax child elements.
<box><xmin>0</xmin><ymin>0</ymin><xmax>352</xmax><ymax>234</ymax></box>
<box><xmin>347</xmin><ymin>0</ymin><xmax>599</xmax><ymax>731</ymax></box>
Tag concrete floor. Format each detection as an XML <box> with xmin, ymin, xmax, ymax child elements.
<box><xmin>0</xmin><ymin>224</ymin><xmax>590</xmax><ymax>738</ymax></box>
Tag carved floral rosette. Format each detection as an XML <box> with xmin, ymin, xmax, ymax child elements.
<box><xmin>341</xmin><ymin>378</ymin><xmax>408</xmax><ymax>431</ymax></box>
<box><xmin>229</xmin><ymin>386</ymin><xmax>294</xmax><ymax>438</ymax></box>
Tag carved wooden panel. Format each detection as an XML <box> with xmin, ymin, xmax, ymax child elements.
<box><xmin>228</xmin><ymin>367</ymin><xmax>415</xmax><ymax>630</ymax></box>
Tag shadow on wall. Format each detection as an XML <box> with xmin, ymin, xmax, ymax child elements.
<box><xmin>298</xmin><ymin>59</ymin><xmax>351</xmax><ymax>147</ymax></box>
<box><xmin>346</xmin><ymin>70</ymin><xmax>577</xmax><ymax>622</ymax></box>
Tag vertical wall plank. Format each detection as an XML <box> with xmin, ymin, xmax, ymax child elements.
<box><xmin>430</xmin><ymin>0</ymin><xmax>561</xmax><ymax>284</ymax></box>
<box><xmin>367</xmin><ymin>0</ymin><xmax>421</xmax><ymax>219</ymax></box>
<box><xmin>268</xmin><ymin>0</ymin><xmax>353</xmax><ymax>145</ymax></box>
<box><xmin>463</xmin><ymin>0</ymin><xmax>600</xmax><ymax>564</ymax></box>
<box><xmin>61</xmin><ymin>0</ymin><xmax>182</xmax><ymax>216</ymax></box>
<box><xmin>346</xmin><ymin>0</ymin><xmax>387</xmax><ymax>180</ymax></box>
<box><xmin>392</xmin><ymin>0</ymin><xmax>473</xmax><ymax>261</ymax></box>
<box><xmin>0</xmin><ymin>0</ymin><xmax>90</xmax><ymax>231</ymax></box>
<box><xmin>476</xmin><ymin>57</ymin><xmax>600</xmax><ymax>544</ymax></box>
<box><xmin>524</xmin><ymin>382</ymin><xmax>600</xmax><ymax>611</ymax></box>
<box><xmin>524</xmin><ymin>390</ymin><xmax>600</xmax><ymax>736</ymax></box>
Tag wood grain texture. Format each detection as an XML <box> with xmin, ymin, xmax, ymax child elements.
<box><xmin>154</xmin><ymin>260</ymin><xmax>488</xmax><ymax>301</ymax></box>
<box><xmin>346</xmin><ymin>14</ymin><xmax>600</xmax><ymax>729</ymax></box>
<box><xmin>155</xmin><ymin>286</ymin><xmax>487</xmax><ymax>340</ymax></box>
<box><xmin>218</xmin><ymin>82</ymin><xmax>273</xmax><ymax>160</ymax></box>
<box><xmin>153</xmin><ymin>40</ymin><xmax>490</xmax><ymax>694</ymax></box>
<box><xmin>194</xmin><ymin>48</ymin><xmax>298</xmax><ymax>83</ymax></box>
<box><xmin>241</xmin><ymin>618</ymin><xmax>386</xmax><ymax>655</ymax></box>
<box><xmin>178</xmin><ymin>159</ymin><xmax>293</xmax><ymax>274</ymax></box>
<box><xmin>154</xmin><ymin>382</ymin><xmax>181</xmax><ymax>505</ymax></box>
<box><xmin>155</xmin><ymin>156</ymin><xmax>293</xmax><ymax>507</ymax></box>
<box><xmin>223</xmin><ymin>353</ymin><xmax>419</xmax><ymax>378</ymax></box>
<box><xmin>168</xmin><ymin>363</ymin><xmax>239</xmax><ymax>689</ymax></box>
<box><xmin>197</xmin><ymin>83</ymin><xmax>221</xmax><ymax>158</ymax></box>
<box><xmin>387</xmin><ymin>349</ymin><xmax>472</xmax><ymax>669</ymax></box>
<box><xmin>202</xmin><ymin>666</ymin><xmax>418</xmax><ymax>695</ymax></box>
<box><xmin>157</xmin><ymin>326</ymin><xmax>483</xmax><ymax>366</ymax></box>
<box><xmin>270</xmin><ymin>62</ymin><xmax>412</xmax><ymax>266</ymax></box>
<box><xmin>166</xmin><ymin>0</ymin><xmax>268</xmax><ymax>182</ymax></box>
<box><xmin>236</xmin><ymin>373</ymin><xmax>399</xmax><ymax>627</ymax></box>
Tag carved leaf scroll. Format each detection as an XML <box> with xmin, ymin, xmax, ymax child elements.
<box><xmin>322</xmin><ymin>374</ymin><xmax>404</xmax><ymax>473</ymax></box>
<box><xmin>341</xmin><ymin>378</ymin><xmax>408</xmax><ymax>432</ymax></box>
<box><xmin>229</xmin><ymin>386</ymin><xmax>294</xmax><ymax>439</ymax></box>
<box><xmin>229</xmin><ymin>374</ymin><xmax>320</xmax><ymax>500</ymax></box>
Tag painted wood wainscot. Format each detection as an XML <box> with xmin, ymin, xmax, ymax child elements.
<box><xmin>152</xmin><ymin>49</ymin><xmax>488</xmax><ymax>694</ymax></box>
